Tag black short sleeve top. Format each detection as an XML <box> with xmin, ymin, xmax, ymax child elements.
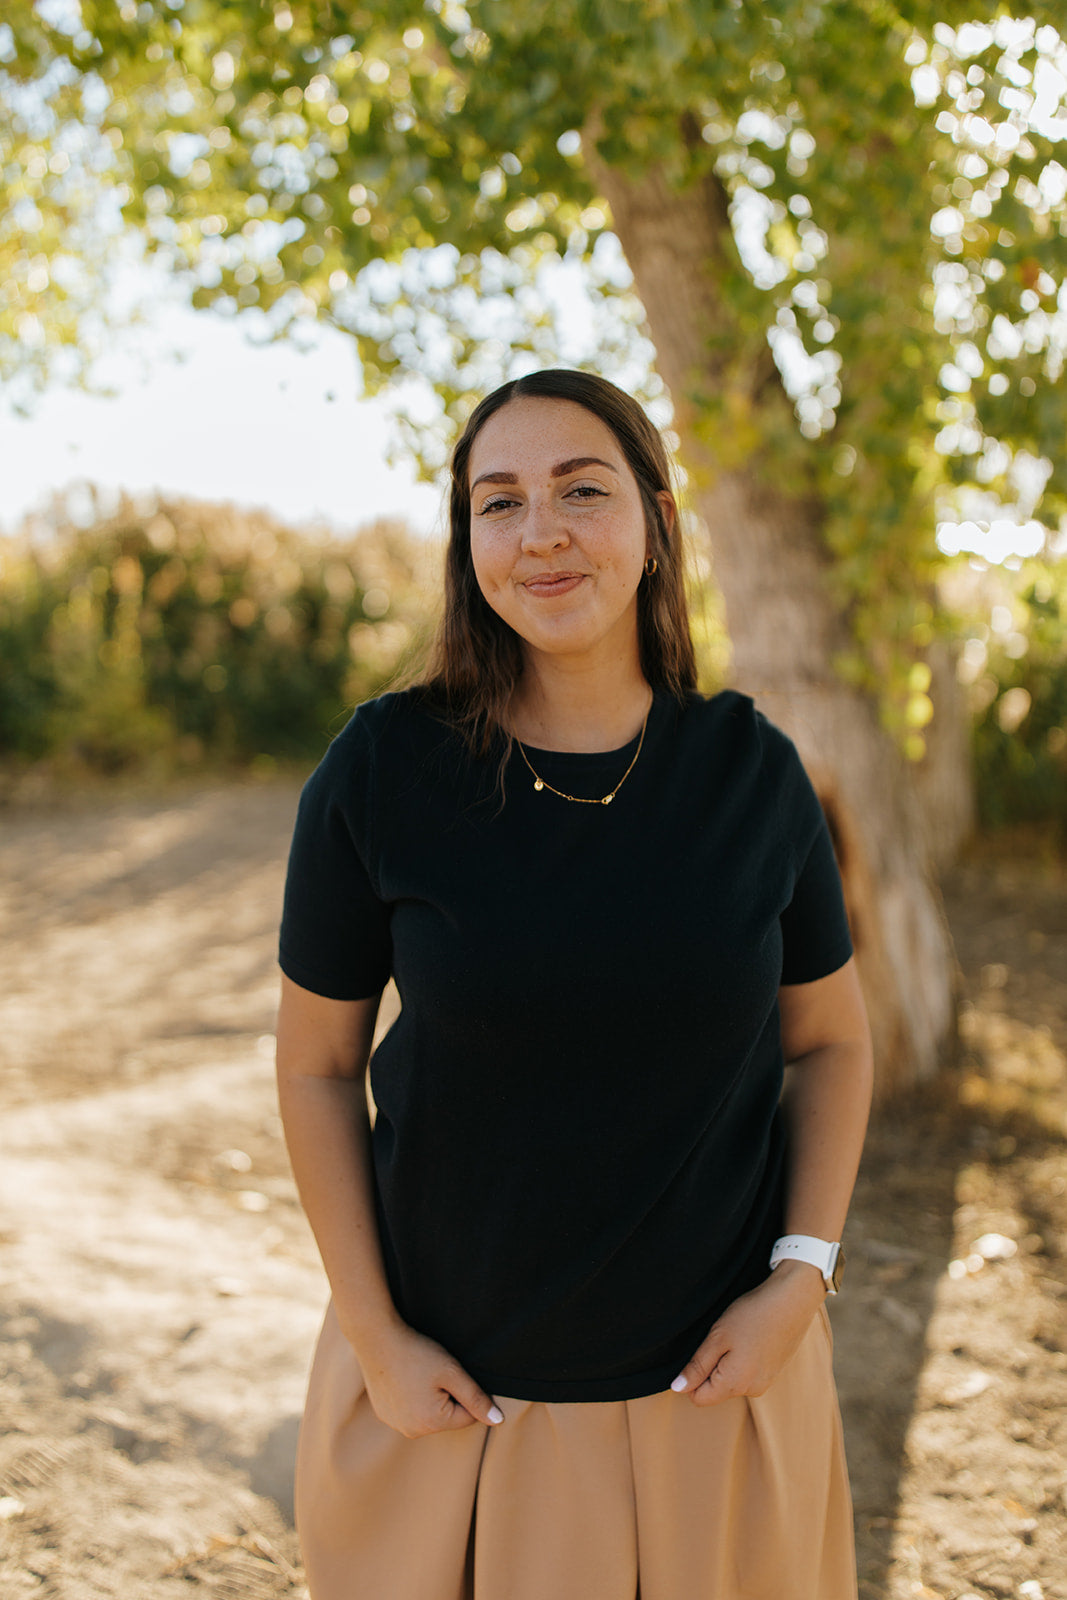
<box><xmin>279</xmin><ymin>687</ymin><xmax>854</xmax><ymax>1401</ymax></box>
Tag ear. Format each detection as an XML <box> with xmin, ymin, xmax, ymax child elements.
<box><xmin>655</xmin><ymin>490</ymin><xmax>677</xmax><ymax>540</ymax></box>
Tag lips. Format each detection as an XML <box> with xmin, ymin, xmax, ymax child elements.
<box><xmin>522</xmin><ymin>572</ymin><xmax>586</xmax><ymax>596</ymax></box>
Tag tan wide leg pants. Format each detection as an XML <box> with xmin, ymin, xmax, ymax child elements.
<box><xmin>295</xmin><ymin>1303</ymin><xmax>857</xmax><ymax>1600</ymax></box>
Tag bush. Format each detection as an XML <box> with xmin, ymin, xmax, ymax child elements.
<box><xmin>0</xmin><ymin>490</ymin><xmax>439</xmax><ymax>775</ymax></box>
<box><xmin>945</xmin><ymin>553</ymin><xmax>1067</xmax><ymax>845</ymax></box>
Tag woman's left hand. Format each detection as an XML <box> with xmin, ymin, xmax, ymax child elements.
<box><xmin>670</xmin><ymin>1260</ymin><xmax>827</xmax><ymax>1407</ymax></box>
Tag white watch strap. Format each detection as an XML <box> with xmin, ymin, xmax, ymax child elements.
<box><xmin>769</xmin><ymin>1234</ymin><xmax>841</xmax><ymax>1287</ymax></box>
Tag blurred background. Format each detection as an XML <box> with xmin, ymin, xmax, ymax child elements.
<box><xmin>2</xmin><ymin>5</ymin><xmax>1065</xmax><ymax>849</ymax></box>
<box><xmin>1</xmin><ymin>5</ymin><xmax>1066</xmax><ymax>1599</ymax></box>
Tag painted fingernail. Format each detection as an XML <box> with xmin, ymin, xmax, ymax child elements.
<box><xmin>487</xmin><ymin>1405</ymin><xmax>504</xmax><ymax>1424</ymax></box>
<box><xmin>670</xmin><ymin>1375</ymin><xmax>688</xmax><ymax>1392</ymax></box>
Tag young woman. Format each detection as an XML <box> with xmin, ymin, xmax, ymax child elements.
<box><xmin>276</xmin><ymin>368</ymin><xmax>873</xmax><ymax>1599</ymax></box>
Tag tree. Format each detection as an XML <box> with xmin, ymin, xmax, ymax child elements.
<box><xmin>4</xmin><ymin>0</ymin><xmax>1066</xmax><ymax>1091</ymax></box>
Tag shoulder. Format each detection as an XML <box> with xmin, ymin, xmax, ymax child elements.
<box><xmin>294</xmin><ymin>689</ymin><xmax>461</xmax><ymax>847</ymax></box>
<box><xmin>292</xmin><ymin>691</ymin><xmax>434</xmax><ymax>818</ymax></box>
<box><xmin>315</xmin><ymin>688</ymin><xmax>454</xmax><ymax>773</ymax></box>
<box><xmin>315</xmin><ymin>689</ymin><xmax>489</xmax><ymax>824</ymax></box>
<box><xmin>670</xmin><ymin>691</ymin><xmax>821</xmax><ymax>834</ymax></box>
<box><xmin>331</xmin><ymin>687</ymin><xmax>429</xmax><ymax>744</ymax></box>
<box><xmin>675</xmin><ymin>688</ymin><xmax>798</xmax><ymax>770</ymax></box>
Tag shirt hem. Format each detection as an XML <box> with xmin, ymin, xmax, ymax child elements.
<box><xmin>469</xmin><ymin>1358</ymin><xmax>682</xmax><ymax>1404</ymax></box>
<box><xmin>779</xmin><ymin>938</ymin><xmax>854</xmax><ymax>986</ymax></box>
<box><xmin>278</xmin><ymin>947</ymin><xmax>387</xmax><ymax>1002</ymax></box>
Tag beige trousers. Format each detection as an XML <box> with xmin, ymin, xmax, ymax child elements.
<box><xmin>296</xmin><ymin>1303</ymin><xmax>857</xmax><ymax>1600</ymax></box>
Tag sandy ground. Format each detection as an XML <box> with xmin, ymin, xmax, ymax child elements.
<box><xmin>0</xmin><ymin>776</ymin><xmax>1064</xmax><ymax>1600</ymax></box>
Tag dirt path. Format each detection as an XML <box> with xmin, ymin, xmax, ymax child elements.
<box><xmin>1</xmin><ymin>780</ymin><xmax>1064</xmax><ymax>1599</ymax></box>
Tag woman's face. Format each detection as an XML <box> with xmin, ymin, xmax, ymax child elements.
<box><xmin>467</xmin><ymin>396</ymin><xmax>671</xmax><ymax>675</ymax></box>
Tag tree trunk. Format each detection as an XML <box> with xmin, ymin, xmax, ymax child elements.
<box><xmin>593</xmin><ymin>154</ymin><xmax>959</xmax><ymax>1097</ymax></box>
<box><xmin>914</xmin><ymin>639</ymin><xmax>976</xmax><ymax>870</ymax></box>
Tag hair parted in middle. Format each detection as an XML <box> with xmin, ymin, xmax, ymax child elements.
<box><xmin>420</xmin><ymin>368</ymin><xmax>698</xmax><ymax>753</ymax></box>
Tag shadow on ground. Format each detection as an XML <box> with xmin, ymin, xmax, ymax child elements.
<box><xmin>839</xmin><ymin>853</ymin><xmax>1067</xmax><ymax>1599</ymax></box>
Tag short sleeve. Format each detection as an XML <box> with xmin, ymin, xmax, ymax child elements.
<box><xmin>278</xmin><ymin>720</ymin><xmax>393</xmax><ymax>1001</ymax></box>
<box><xmin>760</xmin><ymin>715</ymin><xmax>853</xmax><ymax>986</ymax></box>
<box><xmin>778</xmin><ymin>817</ymin><xmax>854</xmax><ymax>984</ymax></box>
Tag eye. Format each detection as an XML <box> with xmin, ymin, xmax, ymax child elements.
<box><xmin>476</xmin><ymin>494</ymin><xmax>519</xmax><ymax>515</ymax></box>
<box><xmin>566</xmin><ymin>483</ymin><xmax>608</xmax><ymax>500</ymax></box>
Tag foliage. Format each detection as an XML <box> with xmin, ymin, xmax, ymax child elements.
<box><xmin>0</xmin><ymin>491</ymin><xmax>435</xmax><ymax>772</ymax></box>
<box><xmin>0</xmin><ymin>8</ymin><xmax>130</xmax><ymax>408</ymax></box>
<box><xmin>2</xmin><ymin>1</ymin><xmax>1066</xmax><ymax>756</ymax></box>
<box><xmin>951</xmin><ymin>555</ymin><xmax>1067</xmax><ymax>840</ymax></box>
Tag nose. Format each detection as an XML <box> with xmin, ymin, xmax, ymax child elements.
<box><xmin>519</xmin><ymin>496</ymin><xmax>570</xmax><ymax>554</ymax></box>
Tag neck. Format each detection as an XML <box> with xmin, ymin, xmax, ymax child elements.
<box><xmin>509</xmin><ymin>654</ymin><xmax>652</xmax><ymax>753</ymax></box>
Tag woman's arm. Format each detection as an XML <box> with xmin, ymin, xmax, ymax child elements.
<box><xmin>672</xmin><ymin>956</ymin><xmax>873</xmax><ymax>1406</ymax></box>
<box><xmin>776</xmin><ymin>954</ymin><xmax>875</xmax><ymax>1244</ymax></box>
<box><xmin>276</xmin><ymin>972</ymin><xmax>503</xmax><ymax>1436</ymax></box>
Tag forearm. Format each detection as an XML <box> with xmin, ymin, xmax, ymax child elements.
<box><xmin>277</xmin><ymin>1071</ymin><xmax>404</xmax><ymax>1358</ymax></box>
<box><xmin>780</xmin><ymin>1037</ymin><xmax>873</xmax><ymax>1242</ymax></box>
<box><xmin>675</xmin><ymin>1033</ymin><xmax>871</xmax><ymax>1401</ymax></box>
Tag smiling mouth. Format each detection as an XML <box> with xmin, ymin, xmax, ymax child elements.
<box><xmin>523</xmin><ymin>572</ymin><xmax>586</xmax><ymax>595</ymax></box>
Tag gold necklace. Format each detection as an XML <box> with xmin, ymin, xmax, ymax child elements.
<box><xmin>515</xmin><ymin>697</ymin><xmax>653</xmax><ymax>806</ymax></box>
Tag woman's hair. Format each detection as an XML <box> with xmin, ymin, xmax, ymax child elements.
<box><xmin>420</xmin><ymin>368</ymin><xmax>697</xmax><ymax>753</ymax></box>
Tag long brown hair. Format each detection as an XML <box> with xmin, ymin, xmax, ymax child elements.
<box><xmin>420</xmin><ymin>369</ymin><xmax>698</xmax><ymax>754</ymax></box>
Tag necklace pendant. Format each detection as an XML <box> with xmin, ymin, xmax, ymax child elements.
<box><xmin>601</xmin><ymin>793</ymin><xmax>613</xmax><ymax>805</ymax></box>
<box><xmin>533</xmin><ymin>778</ymin><xmax>544</xmax><ymax>792</ymax></box>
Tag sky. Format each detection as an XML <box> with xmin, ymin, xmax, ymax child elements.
<box><xmin>0</xmin><ymin>299</ymin><xmax>446</xmax><ymax>539</ymax></box>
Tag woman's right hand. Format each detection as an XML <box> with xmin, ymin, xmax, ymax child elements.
<box><xmin>275</xmin><ymin>983</ymin><xmax>504</xmax><ymax>1442</ymax></box>
<box><xmin>349</xmin><ymin>1319</ymin><xmax>504</xmax><ymax>1439</ymax></box>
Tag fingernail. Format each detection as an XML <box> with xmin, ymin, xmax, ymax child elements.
<box><xmin>487</xmin><ymin>1405</ymin><xmax>504</xmax><ymax>1424</ymax></box>
<box><xmin>670</xmin><ymin>1375</ymin><xmax>688</xmax><ymax>1392</ymax></box>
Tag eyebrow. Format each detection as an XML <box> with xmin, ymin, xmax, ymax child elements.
<box><xmin>471</xmin><ymin>456</ymin><xmax>619</xmax><ymax>492</ymax></box>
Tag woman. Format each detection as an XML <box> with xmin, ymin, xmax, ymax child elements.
<box><xmin>276</xmin><ymin>368</ymin><xmax>873</xmax><ymax>1599</ymax></box>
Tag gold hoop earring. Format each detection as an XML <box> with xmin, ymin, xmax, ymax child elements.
<box><xmin>644</xmin><ymin>556</ymin><xmax>658</xmax><ymax>576</ymax></box>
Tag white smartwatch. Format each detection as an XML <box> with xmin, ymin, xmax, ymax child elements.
<box><xmin>769</xmin><ymin>1234</ymin><xmax>844</xmax><ymax>1294</ymax></box>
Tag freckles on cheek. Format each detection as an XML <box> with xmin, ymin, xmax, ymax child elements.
<box><xmin>470</xmin><ymin>550</ymin><xmax>503</xmax><ymax>612</ymax></box>
<box><xmin>468</xmin><ymin>532</ymin><xmax>487</xmax><ymax>589</ymax></box>
<box><xmin>471</xmin><ymin>533</ymin><xmax>510</xmax><ymax>596</ymax></box>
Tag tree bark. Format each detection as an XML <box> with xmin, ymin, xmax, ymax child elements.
<box><xmin>593</xmin><ymin>154</ymin><xmax>959</xmax><ymax>1097</ymax></box>
<box><xmin>913</xmin><ymin>640</ymin><xmax>976</xmax><ymax>870</ymax></box>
